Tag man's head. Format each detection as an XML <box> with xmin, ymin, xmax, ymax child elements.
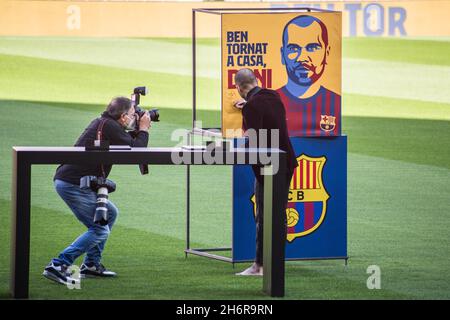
<box><xmin>281</xmin><ymin>15</ymin><xmax>330</xmax><ymax>87</ymax></box>
<box><xmin>235</xmin><ymin>68</ymin><xmax>258</xmax><ymax>99</ymax></box>
<box><xmin>106</xmin><ymin>96</ymin><xmax>135</xmax><ymax>130</ymax></box>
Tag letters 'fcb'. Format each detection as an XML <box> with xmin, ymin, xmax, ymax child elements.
<box><xmin>251</xmin><ymin>154</ymin><xmax>329</xmax><ymax>242</ymax></box>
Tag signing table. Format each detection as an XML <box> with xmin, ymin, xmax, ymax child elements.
<box><xmin>10</xmin><ymin>146</ymin><xmax>287</xmax><ymax>298</ymax></box>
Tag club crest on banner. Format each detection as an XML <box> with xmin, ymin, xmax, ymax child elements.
<box><xmin>320</xmin><ymin>115</ymin><xmax>336</xmax><ymax>132</ymax></box>
<box><xmin>251</xmin><ymin>154</ymin><xmax>329</xmax><ymax>242</ymax></box>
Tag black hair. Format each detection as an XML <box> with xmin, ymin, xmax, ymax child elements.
<box><xmin>106</xmin><ymin>97</ymin><xmax>132</xmax><ymax>120</ymax></box>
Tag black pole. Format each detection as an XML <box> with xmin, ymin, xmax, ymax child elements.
<box><xmin>10</xmin><ymin>150</ymin><xmax>31</xmax><ymax>299</ymax></box>
<box><xmin>192</xmin><ymin>9</ymin><xmax>197</xmax><ymax>128</ymax></box>
<box><xmin>262</xmin><ymin>153</ymin><xmax>287</xmax><ymax>297</ymax></box>
<box><xmin>186</xmin><ymin>133</ymin><xmax>191</xmax><ymax>257</ymax></box>
<box><xmin>194</xmin><ymin>7</ymin><xmax>333</xmax><ymax>13</ymax></box>
<box><xmin>190</xmin><ymin>9</ymin><xmax>195</xmax><ymax>255</ymax></box>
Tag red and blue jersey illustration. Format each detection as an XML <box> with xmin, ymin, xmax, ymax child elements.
<box><xmin>277</xmin><ymin>85</ymin><xmax>341</xmax><ymax>136</ymax></box>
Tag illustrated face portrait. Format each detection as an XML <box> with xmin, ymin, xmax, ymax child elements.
<box><xmin>281</xmin><ymin>16</ymin><xmax>330</xmax><ymax>87</ymax></box>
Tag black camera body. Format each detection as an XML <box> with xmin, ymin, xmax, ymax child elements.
<box><xmin>131</xmin><ymin>86</ymin><xmax>160</xmax><ymax>129</ymax></box>
<box><xmin>80</xmin><ymin>176</ymin><xmax>116</xmax><ymax>192</ymax></box>
<box><xmin>80</xmin><ymin>176</ymin><xmax>116</xmax><ymax>226</ymax></box>
<box><xmin>131</xmin><ymin>86</ymin><xmax>159</xmax><ymax>175</ymax></box>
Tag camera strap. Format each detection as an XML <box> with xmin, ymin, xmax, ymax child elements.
<box><xmin>96</xmin><ymin>118</ymin><xmax>109</xmax><ymax>178</ymax></box>
<box><xmin>96</xmin><ymin>118</ymin><xmax>108</xmax><ymax>141</ymax></box>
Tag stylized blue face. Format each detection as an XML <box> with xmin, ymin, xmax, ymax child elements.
<box><xmin>281</xmin><ymin>18</ymin><xmax>328</xmax><ymax>87</ymax></box>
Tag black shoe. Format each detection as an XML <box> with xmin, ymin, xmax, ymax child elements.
<box><xmin>42</xmin><ymin>262</ymin><xmax>80</xmax><ymax>286</ymax></box>
<box><xmin>80</xmin><ymin>263</ymin><xmax>117</xmax><ymax>278</ymax></box>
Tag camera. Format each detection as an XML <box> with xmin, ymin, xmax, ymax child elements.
<box><xmin>131</xmin><ymin>86</ymin><xmax>159</xmax><ymax>175</ymax></box>
<box><xmin>80</xmin><ymin>176</ymin><xmax>116</xmax><ymax>226</ymax></box>
<box><xmin>131</xmin><ymin>86</ymin><xmax>160</xmax><ymax>130</ymax></box>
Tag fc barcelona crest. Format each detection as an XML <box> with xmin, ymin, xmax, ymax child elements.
<box><xmin>285</xmin><ymin>154</ymin><xmax>330</xmax><ymax>242</ymax></box>
<box><xmin>320</xmin><ymin>115</ymin><xmax>336</xmax><ymax>132</ymax></box>
<box><xmin>251</xmin><ymin>154</ymin><xmax>330</xmax><ymax>242</ymax></box>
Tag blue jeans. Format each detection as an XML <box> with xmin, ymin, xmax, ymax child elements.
<box><xmin>53</xmin><ymin>179</ymin><xmax>118</xmax><ymax>266</ymax></box>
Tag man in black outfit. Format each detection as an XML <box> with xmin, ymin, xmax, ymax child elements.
<box><xmin>43</xmin><ymin>97</ymin><xmax>151</xmax><ymax>285</ymax></box>
<box><xmin>234</xmin><ymin>68</ymin><xmax>297</xmax><ymax>276</ymax></box>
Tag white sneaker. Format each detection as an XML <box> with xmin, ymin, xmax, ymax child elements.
<box><xmin>80</xmin><ymin>263</ymin><xmax>117</xmax><ymax>278</ymax></box>
<box><xmin>235</xmin><ymin>265</ymin><xmax>263</xmax><ymax>276</ymax></box>
<box><xmin>42</xmin><ymin>262</ymin><xmax>80</xmax><ymax>286</ymax></box>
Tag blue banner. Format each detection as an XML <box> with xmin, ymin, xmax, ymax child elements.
<box><xmin>232</xmin><ymin>136</ymin><xmax>347</xmax><ymax>261</ymax></box>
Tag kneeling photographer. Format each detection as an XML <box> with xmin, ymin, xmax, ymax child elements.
<box><xmin>43</xmin><ymin>96</ymin><xmax>151</xmax><ymax>285</ymax></box>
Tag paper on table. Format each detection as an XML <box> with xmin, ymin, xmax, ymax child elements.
<box><xmin>181</xmin><ymin>145</ymin><xmax>207</xmax><ymax>150</ymax></box>
<box><xmin>110</xmin><ymin>145</ymin><xmax>132</xmax><ymax>150</ymax></box>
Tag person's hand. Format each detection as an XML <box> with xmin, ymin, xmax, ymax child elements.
<box><xmin>139</xmin><ymin>111</ymin><xmax>151</xmax><ymax>132</ymax></box>
<box><xmin>234</xmin><ymin>99</ymin><xmax>247</xmax><ymax>109</ymax></box>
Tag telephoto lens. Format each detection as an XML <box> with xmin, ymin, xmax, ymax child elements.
<box><xmin>81</xmin><ymin>176</ymin><xmax>116</xmax><ymax>225</ymax></box>
<box><xmin>93</xmin><ymin>186</ymin><xmax>109</xmax><ymax>226</ymax></box>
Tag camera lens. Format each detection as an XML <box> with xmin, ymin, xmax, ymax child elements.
<box><xmin>149</xmin><ymin>109</ymin><xmax>160</xmax><ymax>122</ymax></box>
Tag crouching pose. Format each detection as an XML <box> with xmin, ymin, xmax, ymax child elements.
<box><xmin>43</xmin><ymin>97</ymin><xmax>151</xmax><ymax>285</ymax></box>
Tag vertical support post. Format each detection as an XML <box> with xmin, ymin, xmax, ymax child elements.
<box><xmin>10</xmin><ymin>149</ymin><xmax>31</xmax><ymax>299</ymax></box>
<box><xmin>186</xmin><ymin>132</ymin><xmax>191</xmax><ymax>257</ymax></box>
<box><xmin>188</xmin><ymin>8</ymin><xmax>196</xmax><ymax>258</ymax></box>
<box><xmin>192</xmin><ymin>9</ymin><xmax>197</xmax><ymax>128</ymax></box>
<box><xmin>262</xmin><ymin>153</ymin><xmax>287</xmax><ymax>297</ymax></box>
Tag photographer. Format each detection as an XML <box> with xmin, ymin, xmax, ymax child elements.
<box><xmin>43</xmin><ymin>96</ymin><xmax>151</xmax><ymax>285</ymax></box>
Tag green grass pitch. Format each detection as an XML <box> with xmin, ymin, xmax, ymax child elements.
<box><xmin>0</xmin><ymin>37</ymin><xmax>449</xmax><ymax>299</ymax></box>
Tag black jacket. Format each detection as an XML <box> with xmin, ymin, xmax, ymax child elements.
<box><xmin>242</xmin><ymin>87</ymin><xmax>298</xmax><ymax>183</ymax></box>
<box><xmin>54</xmin><ymin>112</ymin><xmax>149</xmax><ymax>185</ymax></box>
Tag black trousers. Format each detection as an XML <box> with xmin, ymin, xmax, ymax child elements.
<box><xmin>254</xmin><ymin>171</ymin><xmax>292</xmax><ymax>266</ymax></box>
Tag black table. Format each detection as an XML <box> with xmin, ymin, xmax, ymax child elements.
<box><xmin>11</xmin><ymin>146</ymin><xmax>286</xmax><ymax>298</ymax></box>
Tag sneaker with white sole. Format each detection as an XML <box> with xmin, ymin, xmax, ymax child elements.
<box><xmin>42</xmin><ymin>262</ymin><xmax>80</xmax><ymax>286</ymax></box>
<box><xmin>235</xmin><ymin>265</ymin><xmax>263</xmax><ymax>276</ymax></box>
<box><xmin>80</xmin><ymin>263</ymin><xmax>117</xmax><ymax>278</ymax></box>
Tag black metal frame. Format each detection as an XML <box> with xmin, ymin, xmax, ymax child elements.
<box><xmin>185</xmin><ymin>138</ymin><xmax>349</xmax><ymax>265</ymax></box>
<box><xmin>184</xmin><ymin>129</ymin><xmax>234</xmax><ymax>263</ymax></box>
<box><xmin>10</xmin><ymin>146</ymin><xmax>287</xmax><ymax>298</ymax></box>
<box><xmin>191</xmin><ymin>6</ymin><xmax>334</xmax><ymax>128</ymax></box>
<box><xmin>188</xmin><ymin>7</ymin><xmax>347</xmax><ymax>266</ymax></box>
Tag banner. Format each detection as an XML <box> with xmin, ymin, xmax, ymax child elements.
<box><xmin>222</xmin><ymin>11</ymin><xmax>342</xmax><ymax>137</ymax></box>
<box><xmin>1</xmin><ymin>1</ymin><xmax>450</xmax><ymax>37</ymax></box>
<box><xmin>232</xmin><ymin>136</ymin><xmax>347</xmax><ymax>262</ymax></box>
